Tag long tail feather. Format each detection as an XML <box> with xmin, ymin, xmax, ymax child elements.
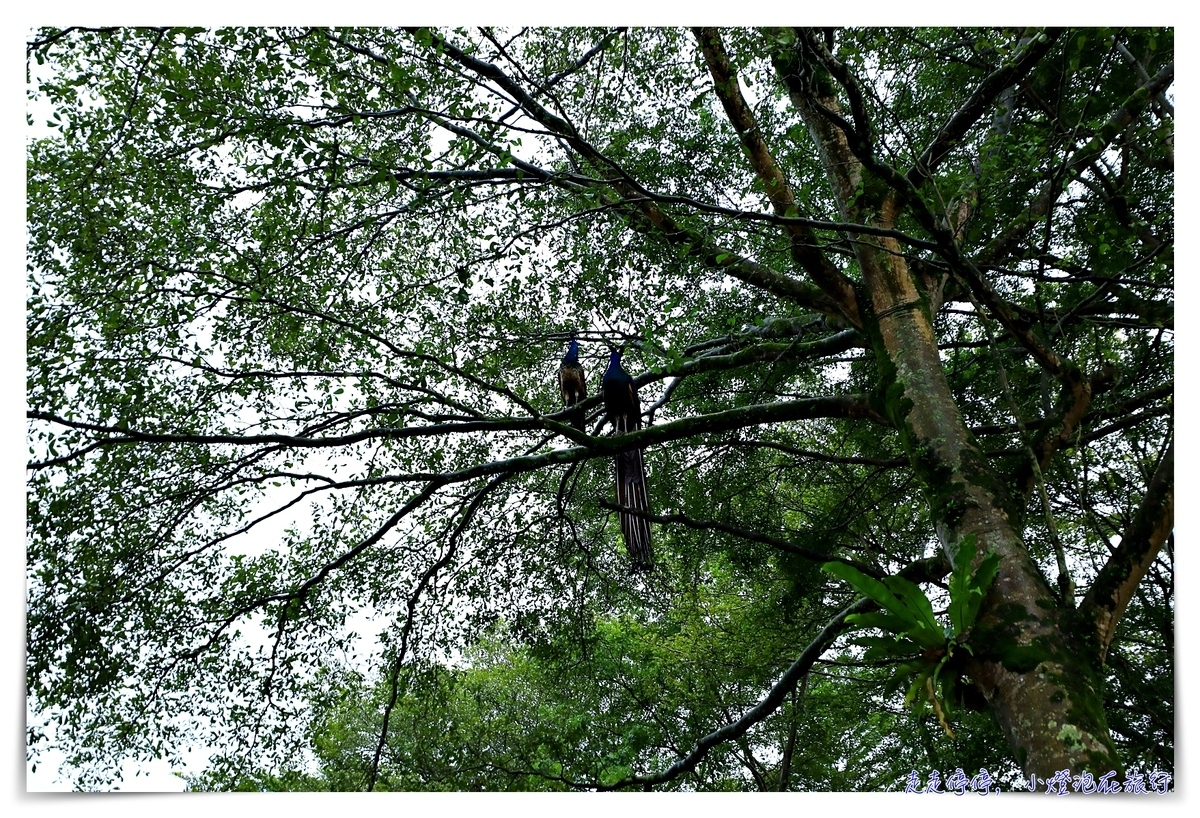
<box><xmin>614</xmin><ymin>413</ymin><xmax>653</xmax><ymax>571</ymax></box>
<box><xmin>616</xmin><ymin>448</ymin><xmax>653</xmax><ymax>571</ymax></box>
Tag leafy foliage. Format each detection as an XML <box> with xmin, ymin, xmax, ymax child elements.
<box><xmin>26</xmin><ymin>26</ymin><xmax>1172</xmax><ymax>790</ymax></box>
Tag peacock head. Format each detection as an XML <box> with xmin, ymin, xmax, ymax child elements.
<box><xmin>604</xmin><ymin>347</ymin><xmax>631</xmax><ymax>382</ymax></box>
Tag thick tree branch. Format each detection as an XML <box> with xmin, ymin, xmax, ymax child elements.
<box><xmin>763</xmin><ymin>28</ymin><xmax>862</xmax><ymax>214</ymax></box>
<box><xmin>592</xmin><ymin>596</ymin><xmax>868</xmax><ymax>790</ymax></box>
<box><xmin>907</xmin><ymin>30</ymin><xmax>1062</xmax><ymax>188</ymax></box>
<box><xmin>589</xmin><ymin>552</ymin><xmax>948</xmax><ymax>791</ymax></box>
<box><xmin>694</xmin><ymin>27</ymin><xmax>861</xmax><ymax>327</ymax></box>
<box><xmin>29</xmin><ymin>340</ymin><xmax>878</xmax><ymax>469</ymax></box>
<box><xmin>1079</xmin><ymin>440</ymin><xmax>1174</xmax><ymax>663</ymax></box>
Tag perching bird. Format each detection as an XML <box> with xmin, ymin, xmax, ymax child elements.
<box><xmin>602</xmin><ymin>348</ymin><xmax>653</xmax><ymax>571</ymax></box>
<box><xmin>557</xmin><ymin>339</ymin><xmax>587</xmax><ymax>432</ymax></box>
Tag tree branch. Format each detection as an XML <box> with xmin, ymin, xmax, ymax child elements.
<box><xmin>907</xmin><ymin>29</ymin><xmax>1062</xmax><ymax>188</ymax></box>
<box><xmin>979</xmin><ymin>60</ymin><xmax>1175</xmax><ymax>264</ymax></box>
<box><xmin>587</xmin><ymin>547</ymin><xmax>952</xmax><ymax>791</ymax></box>
<box><xmin>367</xmin><ymin>472</ymin><xmax>513</xmax><ymax>790</ymax></box>
<box><xmin>694</xmin><ymin>27</ymin><xmax>861</xmax><ymax>327</ymax></box>
<box><xmin>1079</xmin><ymin>439</ymin><xmax>1174</xmax><ymax>663</ymax></box>
<box><xmin>417</xmin><ymin>26</ymin><xmax>848</xmax><ymax>319</ymax></box>
<box><xmin>592</xmin><ymin>596</ymin><xmax>870</xmax><ymax>790</ymax></box>
<box><xmin>598</xmin><ymin>502</ymin><xmax>887</xmax><ymax>579</ymax></box>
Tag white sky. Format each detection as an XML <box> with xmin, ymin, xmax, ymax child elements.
<box><xmin>7</xmin><ymin>1</ymin><xmax>1192</xmax><ymax>812</ymax></box>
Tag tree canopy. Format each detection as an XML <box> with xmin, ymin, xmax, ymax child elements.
<box><xmin>26</xmin><ymin>26</ymin><xmax>1173</xmax><ymax>791</ymax></box>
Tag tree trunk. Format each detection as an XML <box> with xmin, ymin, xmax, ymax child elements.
<box><xmin>765</xmin><ymin>27</ymin><xmax>1124</xmax><ymax>778</ymax></box>
<box><xmin>859</xmin><ymin>216</ymin><xmax>1121</xmax><ymax>777</ymax></box>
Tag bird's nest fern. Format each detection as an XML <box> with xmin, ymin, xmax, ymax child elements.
<box><xmin>823</xmin><ymin>535</ymin><xmax>1000</xmax><ymax>737</ymax></box>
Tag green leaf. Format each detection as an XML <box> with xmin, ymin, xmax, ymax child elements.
<box><xmin>822</xmin><ymin>562</ymin><xmax>917</xmax><ymax>630</ymax></box>
<box><xmin>857</xmin><ymin>637</ymin><xmax>922</xmax><ymax>664</ymax></box>
<box><xmin>947</xmin><ymin>534</ymin><xmax>978</xmax><ymax>635</ymax></box>
<box><xmin>905</xmin><ymin>665</ymin><xmax>937</xmax><ymax>710</ymax></box>
<box><xmin>881</xmin><ymin>576</ymin><xmax>942</xmax><ymax>646</ymax></box>
<box><xmin>883</xmin><ymin>660</ymin><xmax>929</xmax><ymax>697</ymax></box>
<box><xmin>963</xmin><ymin>550</ymin><xmax>1001</xmax><ymax>630</ymax></box>
<box><xmin>845</xmin><ymin>611</ymin><xmax>910</xmax><ymax>634</ymax></box>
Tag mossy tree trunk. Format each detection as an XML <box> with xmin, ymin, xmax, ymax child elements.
<box><xmin>859</xmin><ymin>223</ymin><xmax>1122</xmax><ymax>777</ymax></box>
